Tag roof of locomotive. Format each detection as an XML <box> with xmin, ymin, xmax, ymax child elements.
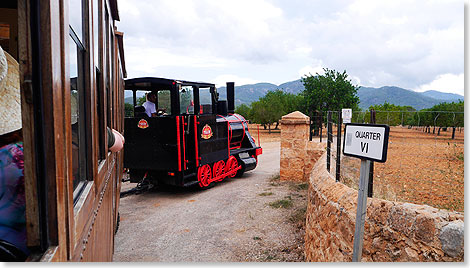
<box><xmin>125</xmin><ymin>77</ymin><xmax>215</xmax><ymax>91</ymax></box>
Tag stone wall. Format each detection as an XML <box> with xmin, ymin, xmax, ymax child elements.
<box><xmin>305</xmin><ymin>153</ymin><xmax>464</xmax><ymax>262</ymax></box>
<box><xmin>280</xmin><ymin>111</ymin><xmax>324</xmax><ymax>182</ymax></box>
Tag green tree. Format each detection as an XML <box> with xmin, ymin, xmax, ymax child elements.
<box><xmin>368</xmin><ymin>102</ymin><xmax>416</xmax><ymax>126</ymax></box>
<box><xmin>301</xmin><ymin>68</ymin><xmax>359</xmax><ymax>135</ymax></box>
<box><xmin>301</xmin><ymin>68</ymin><xmax>360</xmax><ymax>114</ymax></box>
<box><xmin>235</xmin><ymin>104</ymin><xmax>252</xmax><ymax>120</ymax></box>
<box><xmin>429</xmin><ymin>101</ymin><xmax>464</xmax><ymax>137</ymax></box>
<box><xmin>125</xmin><ymin>102</ymin><xmax>134</xmax><ymax>117</ymax></box>
<box><xmin>250</xmin><ymin>89</ymin><xmax>303</xmax><ymax>132</ymax></box>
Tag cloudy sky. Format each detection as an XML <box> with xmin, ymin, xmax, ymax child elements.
<box><xmin>116</xmin><ymin>0</ymin><xmax>464</xmax><ymax>95</ymax></box>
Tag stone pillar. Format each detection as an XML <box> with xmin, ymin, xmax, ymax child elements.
<box><xmin>280</xmin><ymin>111</ymin><xmax>310</xmax><ymax>182</ymax></box>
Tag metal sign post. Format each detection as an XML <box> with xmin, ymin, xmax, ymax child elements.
<box><xmin>342</xmin><ymin>123</ymin><xmax>390</xmax><ymax>262</ymax></box>
<box><xmin>352</xmin><ymin>159</ymin><xmax>370</xmax><ymax>262</ymax></box>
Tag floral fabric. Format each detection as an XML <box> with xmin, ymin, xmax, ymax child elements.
<box><xmin>0</xmin><ymin>142</ymin><xmax>28</xmax><ymax>255</ymax></box>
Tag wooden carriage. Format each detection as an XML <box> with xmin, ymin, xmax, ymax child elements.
<box><xmin>1</xmin><ymin>0</ymin><xmax>125</xmax><ymax>261</ymax></box>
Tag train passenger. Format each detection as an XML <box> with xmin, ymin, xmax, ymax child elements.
<box><xmin>107</xmin><ymin>127</ymin><xmax>125</xmax><ymax>152</ymax></box>
<box><xmin>143</xmin><ymin>91</ymin><xmax>157</xmax><ymax>117</ymax></box>
<box><xmin>0</xmin><ymin>46</ymin><xmax>29</xmax><ymax>261</ymax></box>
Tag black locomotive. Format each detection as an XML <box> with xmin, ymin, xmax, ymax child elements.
<box><xmin>123</xmin><ymin>77</ymin><xmax>262</xmax><ymax>188</ymax></box>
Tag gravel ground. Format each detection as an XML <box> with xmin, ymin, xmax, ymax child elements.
<box><xmin>113</xmin><ymin>141</ymin><xmax>308</xmax><ymax>262</ymax></box>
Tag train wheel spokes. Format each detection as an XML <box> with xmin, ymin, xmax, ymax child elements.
<box><xmin>225</xmin><ymin>156</ymin><xmax>235</xmax><ymax>174</ymax></box>
<box><xmin>226</xmin><ymin>156</ymin><xmax>238</xmax><ymax>178</ymax></box>
<box><xmin>198</xmin><ymin>164</ymin><xmax>212</xmax><ymax>187</ymax></box>
<box><xmin>214</xmin><ymin>160</ymin><xmax>225</xmax><ymax>181</ymax></box>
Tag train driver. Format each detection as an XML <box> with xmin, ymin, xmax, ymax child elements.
<box><xmin>143</xmin><ymin>91</ymin><xmax>157</xmax><ymax>117</ymax></box>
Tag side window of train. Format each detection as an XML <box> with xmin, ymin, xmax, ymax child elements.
<box><xmin>69</xmin><ymin>0</ymin><xmax>88</xmax><ymax>200</ymax></box>
<box><xmin>199</xmin><ymin>87</ymin><xmax>212</xmax><ymax>114</ymax></box>
<box><xmin>94</xmin><ymin>0</ymin><xmax>106</xmax><ymax>160</ymax></box>
<box><xmin>157</xmin><ymin>90</ymin><xmax>172</xmax><ymax>115</ymax></box>
<box><xmin>105</xmin><ymin>11</ymin><xmax>114</xmax><ymax>130</ymax></box>
<box><xmin>124</xmin><ymin>90</ymin><xmax>134</xmax><ymax>117</ymax></box>
<box><xmin>180</xmin><ymin>86</ymin><xmax>194</xmax><ymax>114</ymax></box>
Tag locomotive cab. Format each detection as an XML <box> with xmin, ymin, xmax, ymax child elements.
<box><xmin>124</xmin><ymin>77</ymin><xmax>262</xmax><ymax>188</ymax></box>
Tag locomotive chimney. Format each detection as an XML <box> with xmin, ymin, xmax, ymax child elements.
<box><xmin>227</xmin><ymin>82</ymin><xmax>235</xmax><ymax>114</ymax></box>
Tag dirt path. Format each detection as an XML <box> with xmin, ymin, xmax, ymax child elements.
<box><xmin>113</xmin><ymin>141</ymin><xmax>307</xmax><ymax>262</ymax></box>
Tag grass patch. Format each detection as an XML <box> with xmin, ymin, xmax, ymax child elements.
<box><xmin>270</xmin><ymin>174</ymin><xmax>280</xmax><ymax>181</ymax></box>
<box><xmin>269</xmin><ymin>198</ymin><xmax>292</xmax><ymax>209</ymax></box>
<box><xmin>265</xmin><ymin>255</ymin><xmax>274</xmax><ymax>261</ymax></box>
<box><xmin>259</xmin><ymin>192</ymin><xmax>273</xmax><ymax>196</ymax></box>
<box><xmin>289</xmin><ymin>206</ymin><xmax>307</xmax><ymax>225</ymax></box>
<box><xmin>289</xmin><ymin>183</ymin><xmax>309</xmax><ymax>191</ymax></box>
<box><xmin>269</xmin><ymin>173</ymin><xmax>281</xmax><ymax>186</ymax></box>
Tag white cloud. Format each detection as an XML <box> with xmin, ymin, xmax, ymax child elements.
<box><xmin>350</xmin><ymin>75</ymin><xmax>361</xmax><ymax>85</ymax></box>
<box><xmin>210</xmin><ymin>74</ymin><xmax>260</xmax><ymax>88</ymax></box>
<box><xmin>298</xmin><ymin>60</ymin><xmax>325</xmax><ymax>77</ymax></box>
<box><xmin>117</xmin><ymin>0</ymin><xmax>463</xmax><ymax>94</ymax></box>
<box><xmin>298</xmin><ymin>65</ymin><xmax>323</xmax><ymax>78</ymax></box>
<box><xmin>414</xmin><ymin>73</ymin><xmax>464</xmax><ymax>95</ymax></box>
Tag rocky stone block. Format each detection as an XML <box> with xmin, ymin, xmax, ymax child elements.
<box><xmin>439</xmin><ymin>220</ymin><xmax>464</xmax><ymax>258</ymax></box>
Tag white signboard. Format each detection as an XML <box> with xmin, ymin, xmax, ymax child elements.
<box><xmin>342</xmin><ymin>108</ymin><xmax>352</xmax><ymax>123</ymax></box>
<box><xmin>343</xmin><ymin>123</ymin><xmax>390</xmax><ymax>162</ymax></box>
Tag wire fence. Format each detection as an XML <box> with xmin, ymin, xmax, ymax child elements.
<box><xmin>320</xmin><ymin>110</ymin><xmax>464</xmax><ymax>212</ymax></box>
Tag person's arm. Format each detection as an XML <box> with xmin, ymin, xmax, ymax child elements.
<box><xmin>107</xmin><ymin>127</ymin><xmax>124</xmax><ymax>152</ymax></box>
<box><xmin>150</xmin><ymin>103</ymin><xmax>157</xmax><ymax>117</ymax></box>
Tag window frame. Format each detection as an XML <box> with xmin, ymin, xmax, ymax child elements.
<box><xmin>69</xmin><ymin>13</ymin><xmax>89</xmax><ymax>203</ymax></box>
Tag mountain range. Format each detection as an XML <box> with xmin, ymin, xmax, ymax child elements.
<box><xmin>125</xmin><ymin>79</ymin><xmax>463</xmax><ymax>111</ymax></box>
<box><xmin>218</xmin><ymin>80</ymin><xmax>463</xmax><ymax>110</ymax></box>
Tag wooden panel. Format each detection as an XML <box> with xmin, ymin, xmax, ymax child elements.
<box><xmin>0</xmin><ymin>8</ymin><xmax>18</xmax><ymax>59</ymax></box>
<box><xmin>38</xmin><ymin>0</ymin><xmax>68</xmax><ymax>261</ymax></box>
<box><xmin>78</xmin><ymin>161</ymin><xmax>115</xmax><ymax>261</ymax></box>
<box><xmin>72</xmin><ymin>182</ymin><xmax>95</xmax><ymax>251</ymax></box>
<box><xmin>18</xmin><ymin>0</ymin><xmax>41</xmax><ymax>248</ymax></box>
<box><xmin>61</xmin><ymin>0</ymin><xmax>75</xmax><ymax>259</ymax></box>
<box><xmin>0</xmin><ymin>24</ymin><xmax>10</xmax><ymax>39</ymax></box>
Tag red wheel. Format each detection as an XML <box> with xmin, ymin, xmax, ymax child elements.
<box><xmin>226</xmin><ymin>156</ymin><xmax>238</xmax><ymax>178</ymax></box>
<box><xmin>225</xmin><ymin>156</ymin><xmax>235</xmax><ymax>173</ymax></box>
<box><xmin>198</xmin><ymin>164</ymin><xmax>212</xmax><ymax>187</ymax></box>
<box><xmin>213</xmin><ymin>160</ymin><xmax>225</xmax><ymax>181</ymax></box>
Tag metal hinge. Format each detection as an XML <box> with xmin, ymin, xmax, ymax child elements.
<box><xmin>23</xmin><ymin>78</ymin><xmax>33</xmax><ymax>104</ymax></box>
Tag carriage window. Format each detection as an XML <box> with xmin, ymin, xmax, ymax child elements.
<box><xmin>69</xmin><ymin>0</ymin><xmax>83</xmax><ymax>41</ymax></box>
<box><xmin>157</xmin><ymin>90</ymin><xmax>172</xmax><ymax>115</ymax></box>
<box><xmin>69</xmin><ymin>0</ymin><xmax>87</xmax><ymax>199</ymax></box>
<box><xmin>199</xmin><ymin>87</ymin><xmax>212</xmax><ymax>114</ymax></box>
<box><xmin>124</xmin><ymin>90</ymin><xmax>134</xmax><ymax>117</ymax></box>
<box><xmin>180</xmin><ymin>86</ymin><xmax>194</xmax><ymax>114</ymax></box>
<box><xmin>96</xmin><ymin>69</ymin><xmax>106</xmax><ymax>160</ymax></box>
<box><xmin>69</xmin><ymin>35</ymin><xmax>87</xmax><ymax>198</ymax></box>
<box><xmin>93</xmin><ymin>0</ymin><xmax>99</xmax><ymax>67</ymax></box>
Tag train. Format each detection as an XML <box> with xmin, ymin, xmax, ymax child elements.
<box><xmin>124</xmin><ymin>78</ymin><xmax>262</xmax><ymax>188</ymax></box>
<box><xmin>1</xmin><ymin>0</ymin><xmax>125</xmax><ymax>262</ymax></box>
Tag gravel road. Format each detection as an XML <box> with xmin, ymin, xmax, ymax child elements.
<box><xmin>113</xmin><ymin>141</ymin><xmax>307</xmax><ymax>262</ymax></box>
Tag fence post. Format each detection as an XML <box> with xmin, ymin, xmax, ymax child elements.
<box><xmin>368</xmin><ymin>109</ymin><xmax>376</xmax><ymax>198</ymax></box>
<box><xmin>336</xmin><ymin>111</ymin><xmax>342</xmax><ymax>182</ymax></box>
<box><xmin>319</xmin><ymin>111</ymin><xmax>323</xmax><ymax>143</ymax></box>
<box><xmin>327</xmin><ymin>111</ymin><xmax>332</xmax><ymax>172</ymax></box>
<box><xmin>309</xmin><ymin>115</ymin><xmax>313</xmax><ymax>141</ymax></box>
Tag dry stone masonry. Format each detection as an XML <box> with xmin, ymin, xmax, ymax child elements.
<box><xmin>279</xmin><ymin>111</ymin><xmax>464</xmax><ymax>262</ymax></box>
<box><xmin>304</xmin><ymin>153</ymin><xmax>464</xmax><ymax>262</ymax></box>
